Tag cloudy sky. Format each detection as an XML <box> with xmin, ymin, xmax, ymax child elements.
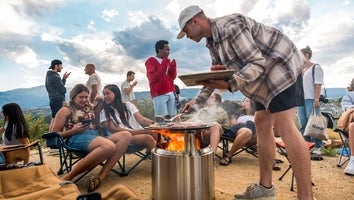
<box><xmin>1</xmin><ymin>0</ymin><xmax>353</xmax><ymax>92</ymax></box>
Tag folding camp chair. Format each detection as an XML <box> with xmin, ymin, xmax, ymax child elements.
<box><xmin>42</xmin><ymin>132</ymin><xmax>122</xmax><ymax>183</ymax></box>
<box><xmin>276</xmin><ymin>140</ymin><xmax>315</xmax><ymax>191</ymax></box>
<box><xmin>42</xmin><ymin>132</ymin><xmax>149</xmax><ymax>181</ymax></box>
<box><xmin>0</xmin><ymin>140</ymin><xmax>43</xmax><ymax>170</ymax></box>
<box><xmin>217</xmin><ymin>132</ymin><xmax>257</xmax><ymax>159</ymax></box>
<box><xmin>101</xmin><ymin>128</ymin><xmax>151</xmax><ymax>177</ymax></box>
<box><xmin>118</xmin><ymin>144</ymin><xmax>151</xmax><ymax>176</ymax></box>
<box><xmin>334</xmin><ymin>128</ymin><xmax>351</xmax><ymax>167</ymax></box>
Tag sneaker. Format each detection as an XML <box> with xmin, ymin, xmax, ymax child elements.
<box><xmin>344</xmin><ymin>159</ymin><xmax>354</xmax><ymax>175</ymax></box>
<box><xmin>312</xmin><ymin>148</ymin><xmax>322</xmax><ymax>155</ymax></box>
<box><xmin>234</xmin><ymin>183</ymin><xmax>275</xmax><ymax>200</ymax></box>
<box><xmin>311</xmin><ymin>148</ymin><xmax>323</xmax><ymax>161</ymax></box>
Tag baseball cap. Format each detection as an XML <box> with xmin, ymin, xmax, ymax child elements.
<box><xmin>49</xmin><ymin>59</ymin><xmax>62</xmax><ymax>69</ymax></box>
<box><xmin>177</xmin><ymin>5</ymin><xmax>202</xmax><ymax>39</ymax></box>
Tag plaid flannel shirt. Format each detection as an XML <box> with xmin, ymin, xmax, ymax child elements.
<box><xmin>196</xmin><ymin>13</ymin><xmax>306</xmax><ymax>108</ymax></box>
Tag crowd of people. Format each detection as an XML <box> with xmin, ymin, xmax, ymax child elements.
<box><xmin>1</xmin><ymin>4</ymin><xmax>353</xmax><ymax>200</ymax></box>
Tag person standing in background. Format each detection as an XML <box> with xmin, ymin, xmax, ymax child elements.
<box><xmin>121</xmin><ymin>71</ymin><xmax>139</xmax><ymax>109</ymax></box>
<box><xmin>297</xmin><ymin>46</ymin><xmax>325</xmax><ymax>161</ymax></box>
<box><xmin>85</xmin><ymin>64</ymin><xmax>102</xmax><ymax>105</ymax></box>
<box><xmin>176</xmin><ymin>5</ymin><xmax>314</xmax><ymax>200</ymax></box>
<box><xmin>174</xmin><ymin>84</ymin><xmax>181</xmax><ymax>112</ymax></box>
<box><xmin>145</xmin><ymin>40</ymin><xmax>177</xmax><ymax>118</ymax></box>
<box><xmin>45</xmin><ymin>59</ymin><xmax>71</xmax><ymax>131</ymax></box>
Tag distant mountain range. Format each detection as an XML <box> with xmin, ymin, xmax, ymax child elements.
<box><xmin>0</xmin><ymin>86</ymin><xmax>347</xmax><ymax>110</ymax></box>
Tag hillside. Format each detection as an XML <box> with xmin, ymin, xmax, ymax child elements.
<box><xmin>0</xmin><ymin>86</ymin><xmax>346</xmax><ymax>110</ymax></box>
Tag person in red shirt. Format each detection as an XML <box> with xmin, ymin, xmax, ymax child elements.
<box><xmin>145</xmin><ymin>40</ymin><xmax>177</xmax><ymax>118</ymax></box>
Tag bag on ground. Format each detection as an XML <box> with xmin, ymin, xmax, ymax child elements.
<box><xmin>304</xmin><ymin>111</ymin><xmax>328</xmax><ymax>140</ymax></box>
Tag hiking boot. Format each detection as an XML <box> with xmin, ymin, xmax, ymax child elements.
<box><xmin>344</xmin><ymin>158</ymin><xmax>354</xmax><ymax>175</ymax></box>
<box><xmin>234</xmin><ymin>183</ymin><xmax>275</xmax><ymax>200</ymax></box>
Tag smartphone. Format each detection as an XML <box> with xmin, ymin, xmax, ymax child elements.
<box><xmin>81</xmin><ymin>119</ymin><xmax>92</xmax><ymax>126</ymax></box>
<box><xmin>76</xmin><ymin>192</ymin><xmax>101</xmax><ymax>200</ymax></box>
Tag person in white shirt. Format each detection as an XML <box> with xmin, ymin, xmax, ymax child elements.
<box><xmin>100</xmin><ymin>84</ymin><xmax>156</xmax><ymax>151</ymax></box>
<box><xmin>85</xmin><ymin>64</ymin><xmax>102</xmax><ymax>105</ymax></box>
<box><xmin>297</xmin><ymin>46</ymin><xmax>325</xmax><ymax>160</ymax></box>
<box><xmin>121</xmin><ymin>71</ymin><xmax>138</xmax><ymax>108</ymax></box>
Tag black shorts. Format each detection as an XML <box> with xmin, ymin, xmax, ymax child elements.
<box><xmin>255</xmin><ymin>75</ymin><xmax>304</xmax><ymax>113</ymax></box>
<box><xmin>50</xmin><ymin>100</ymin><xmax>64</xmax><ymax>118</ymax></box>
<box><xmin>223</xmin><ymin>121</ymin><xmax>256</xmax><ymax>138</ymax></box>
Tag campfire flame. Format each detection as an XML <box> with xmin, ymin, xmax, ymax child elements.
<box><xmin>156</xmin><ymin>129</ymin><xmax>201</xmax><ymax>152</ymax></box>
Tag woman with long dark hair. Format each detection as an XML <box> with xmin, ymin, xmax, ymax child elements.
<box><xmin>100</xmin><ymin>84</ymin><xmax>156</xmax><ymax>151</ymax></box>
<box><xmin>0</xmin><ymin>103</ymin><xmax>30</xmax><ymax>163</ymax></box>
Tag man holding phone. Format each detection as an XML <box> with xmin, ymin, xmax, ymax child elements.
<box><xmin>45</xmin><ymin>59</ymin><xmax>71</xmax><ymax>131</ymax></box>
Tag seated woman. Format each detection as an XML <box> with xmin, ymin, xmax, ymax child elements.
<box><xmin>0</xmin><ymin>103</ymin><xmax>30</xmax><ymax>164</ymax></box>
<box><xmin>220</xmin><ymin>98</ymin><xmax>256</xmax><ymax>166</ymax></box>
<box><xmin>51</xmin><ymin>84</ymin><xmax>132</xmax><ymax>192</ymax></box>
<box><xmin>341</xmin><ymin>78</ymin><xmax>354</xmax><ymax>175</ymax></box>
<box><xmin>99</xmin><ymin>84</ymin><xmax>156</xmax><ymax>151</ymax></box>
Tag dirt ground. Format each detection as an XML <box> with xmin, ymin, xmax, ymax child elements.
<box><xmin>37</xmin><ymin>146</ymin><xmax>354</xmax><ymax>200</ymax></box>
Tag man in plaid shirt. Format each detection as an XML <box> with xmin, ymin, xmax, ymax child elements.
<box><xmin>177</xmin><ymin>5</ymin><xmax>314</xmax><ymax>200</ymax></box>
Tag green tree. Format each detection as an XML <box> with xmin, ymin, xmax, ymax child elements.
<box><xmin>138</xmin><ymin>97</ymin><xmax>155</xmax><ymax>119</ymax></box>
<box><xmin>24</xmin><ymin>111</ymin><xmax>49</xmax><ymax>142</ymax></box>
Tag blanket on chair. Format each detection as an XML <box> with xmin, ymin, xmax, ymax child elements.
<box><xmin>0</xmin><ymin>164</ymin><xmax>80</xmax><ymax>199</ymax></box>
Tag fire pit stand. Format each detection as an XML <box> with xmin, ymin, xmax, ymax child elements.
<box><xmin>150</xmin><ymin>126</ymin><xmax>215</xmax><ymax>200</ymax></box>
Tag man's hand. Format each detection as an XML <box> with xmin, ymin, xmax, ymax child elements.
<box><xmin>132</xmin><ymin>81</ymin><xmax>138</xmax><ymax>86</ymax></box>
<box><xmin>63</xmin><ymin>72</ymin><xmax>71</xmax><ymax>79</ymax></box>
<box><xmin>171</xmin><ymin>59</ymin><xmax>176</xmax><ymax>68</ymax></box>
<box><xmin>181</xmin><ymin>99</ymin><xmax>197</xmax><ymax>113</ymax></box>
<box><xmin>210</xmin><ymin>65</ymin><xmax>227</xmax><ymax>71</ymax></box>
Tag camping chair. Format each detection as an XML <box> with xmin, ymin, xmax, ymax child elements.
<box><xmin>101</xmin><ymin>128</ymin><xmax>151</xmax><ymax>177</ymax></box>
<box><xmin>334</xmin><ymin>128</ymin><xmax>350</xmax><ymax>167</ymax></box>
<box><xmin>118</xmin><ymin>144</ymin><xmax>151</xmax><ymax>176</ymax></box>
<box><xmin>217</xmin><ymin>131</ymin><xmax>258</xmax><ymax>159</ymax></box>
<box><xmin>42</xmin><ymin>132</ymin><xmax>149</xmax><ymax>180</ymax></box>
<box><xmin>42</xmin><ymin>132</ymin><xmax>121</xmax><ymax>183</ymax></box>
<box><xmin>0</xmin><ymin>140</ymin><xmax>43</xmax><ymax>170</ymax></box>
<box><xmin>276</xmin><ymin>139</ymin><xmax>315</xmax><ymax>191</ymax></box>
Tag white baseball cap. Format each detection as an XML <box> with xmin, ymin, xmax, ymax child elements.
<box><xmin>177</xmin><ymin>5</ymin><xmax>202</xmax><ymax>39</ymax></box>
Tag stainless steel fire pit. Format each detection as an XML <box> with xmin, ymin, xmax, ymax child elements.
<box><xmin>148</xmin><ymin>124</ymin><xmax>215</xmax><ymax>200</ymax></box>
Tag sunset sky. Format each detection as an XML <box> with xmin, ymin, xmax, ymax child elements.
<box><xmin>0</xmin><ymin>0</ymin><xmax>353</xmax><ymax>92</ymax></box>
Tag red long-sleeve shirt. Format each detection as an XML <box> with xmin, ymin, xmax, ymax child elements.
<box><xmin>145</xmin><ymin>56</ymin><xmax>177</xmax><ymax>98</ymax></box>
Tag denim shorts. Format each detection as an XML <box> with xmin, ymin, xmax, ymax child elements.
<box><xmin>67</xmin><ymin>129</ymin><xmax>99</xmax><ymax>152</ymax></box>
<box><xmin>153</xmin><ymin>92</ymin><xmax>177</xmax><ymax>117</ymax></box>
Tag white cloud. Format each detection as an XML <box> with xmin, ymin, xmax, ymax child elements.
<box><xmin>0</xmin><ymin>1</ymin><xmax>38</xmax><ymax>35</ymax></box>
<box><xmin>101</xmin><ymin>9</ymin><xmax>119</xmax><ymax>22</ymax></box>
<box><xmin>88</xmin><ymin>20</ymin><xmax>96</xmax><ymax>31</ymax></box>
<box><xmin>128</xmin><ymin>11</ymin><xmax>149</xmax><ymax>26</ymax></box>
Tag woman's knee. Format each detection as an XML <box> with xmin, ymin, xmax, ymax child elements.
<box><xmin>97</xmin><ymin>137</ymin><xmax>116</xmax><ymax>150</ymax></box>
